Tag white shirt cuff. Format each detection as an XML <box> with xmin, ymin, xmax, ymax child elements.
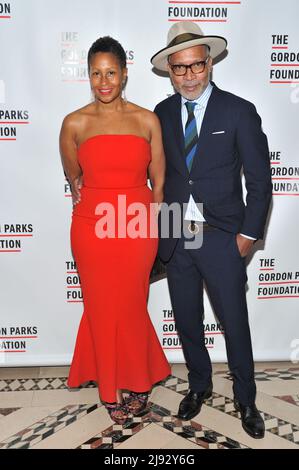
<box><xmin>239</xmin><ymin>233</ymin><xmax>257</xmax><ymax>241</ymax></box>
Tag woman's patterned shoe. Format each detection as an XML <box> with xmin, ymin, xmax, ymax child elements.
<box><xmin>125</xmin><ymin>392</ymin><xmax>149</xmax><ymax>416</ymax></box>
<box><xmin>104</xmin><ymin>402</ymin><xmax>129</xmax><ymax>425</ymax></box>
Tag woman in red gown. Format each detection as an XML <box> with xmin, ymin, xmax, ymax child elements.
<box><xmin>59</xmin><ymin>36</ymin><xmax>170</xmax><ymax>424</ymax></box>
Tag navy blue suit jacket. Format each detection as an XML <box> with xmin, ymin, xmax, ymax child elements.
<box><xmin>154</xmin><ymin>82</ymin><xmax>272</xmax><ymax>263</ymax></box>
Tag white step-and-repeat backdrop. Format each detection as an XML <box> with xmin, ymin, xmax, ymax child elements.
<box><xmin>1</xmin><ymin>0</ymin><xmax>298</xmax><ymax>366</ymax></box>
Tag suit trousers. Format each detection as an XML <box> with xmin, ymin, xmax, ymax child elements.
<box><xmin>165</xmin><ymin>226</ymin><xmax>256</xmax><ymax>406</ymax></box>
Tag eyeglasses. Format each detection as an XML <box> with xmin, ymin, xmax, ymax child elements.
<box><xmin>168</xmin><ymin>57</ymin><xmax>209</xmax><ymax>76</ymax></box>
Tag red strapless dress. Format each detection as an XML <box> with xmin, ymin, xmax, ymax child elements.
<box><xmin>67</xmin><ymin>134</ymin><xmax>170</xmax><ymax>402</ymax></box>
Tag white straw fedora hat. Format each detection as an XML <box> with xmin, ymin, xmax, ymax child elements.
<box><xmin>151</xmin><ymin>22</ymin><xmax>227</xmax><ymax>71</ymax></box>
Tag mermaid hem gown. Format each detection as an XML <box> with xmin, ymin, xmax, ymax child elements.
<box><xmin>67</xmin><ymin>134</ymin><xmax>171</xmax><ymax>402</ymax></box>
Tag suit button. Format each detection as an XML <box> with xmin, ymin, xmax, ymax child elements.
<box><xmin>189</xmin><ymin>179</ymin><xmax>194</xmax><ymax>185</ymax></box>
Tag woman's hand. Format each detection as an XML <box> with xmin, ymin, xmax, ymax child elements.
<box><xmin>71</xmin><ymin>175</ymin><xmax>82</xmax><ymax>205</ymax></box>
<box><xmin>153</xmin><ymin>201</ymin><xmax>162</xmax><ymax>217</ymax></box>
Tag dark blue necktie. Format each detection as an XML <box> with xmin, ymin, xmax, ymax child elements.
<box><xmin>184</xmin><ymin>101</ymin><xmax>198</xmax><ymax>172</ymax></box>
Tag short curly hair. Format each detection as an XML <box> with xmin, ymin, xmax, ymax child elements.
<box><xmin>87</xmin><ymin>36</ymin><xmax>127</xmax><ymax>72</ymax></box>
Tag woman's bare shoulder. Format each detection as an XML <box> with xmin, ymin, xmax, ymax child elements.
<box><xmin>62</xmin><ymin>103</ymin><xmax>95</xmax><ymax>129</ymax></box>
<box><xmin>126</xmin><ymin>101</ymin><xmax>159</xmax><ymax>125</ymax></box>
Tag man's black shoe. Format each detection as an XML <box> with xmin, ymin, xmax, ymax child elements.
<box><xmin>234</xmin><ymin>400</ymin><xmax>265</xmax><ymax>439</ymax></box>
<box><xmin>177</xmin><ymin>385</ymin><xmax>212</xmax><ymax>420</ymax></box>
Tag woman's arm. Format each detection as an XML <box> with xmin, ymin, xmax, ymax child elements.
<box><xmin>59</xmin><ymin>114</ymin><xmax>82</xmax><ymax>205</ymax></box>
<box><xmin>147</xmin><ymin>112</ymin><xmax>166</xmax><ymax>207</ymax></box>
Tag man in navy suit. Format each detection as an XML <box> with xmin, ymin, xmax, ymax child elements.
<box><xmin>151</xmin><ymin>22</ymin><xmax>272</xmax><ymax>439</ymax></box>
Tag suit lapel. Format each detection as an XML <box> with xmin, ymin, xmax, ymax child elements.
<box><xmin>168</xmin><ymin>94</ymin><xmax>189</xmax><ymax>177</ymax></box>
<box><xmin>170</xmin><ymin>93</ymin><xmax>184</xmax><ymax>153</ymax></box>
<box><xmin>190</xmin><ymin>83</ymin><xmax>221</xmax><ymax>176</ymax></box>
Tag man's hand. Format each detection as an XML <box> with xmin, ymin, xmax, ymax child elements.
<box><xmin>236</xmin><ymin>233</ymin><xmax>254</xmax><ymax>258</ymax></box>
<box><xmin>71</xmin><ymin>175</ymin><xmax>82</xmax><ymax>206</ymax></box>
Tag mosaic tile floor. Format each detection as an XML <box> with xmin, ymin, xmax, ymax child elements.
<box><xmin>0</xmin><ymin>362</ymin><xmax>298</xmax><ymax>449</ymax></box>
